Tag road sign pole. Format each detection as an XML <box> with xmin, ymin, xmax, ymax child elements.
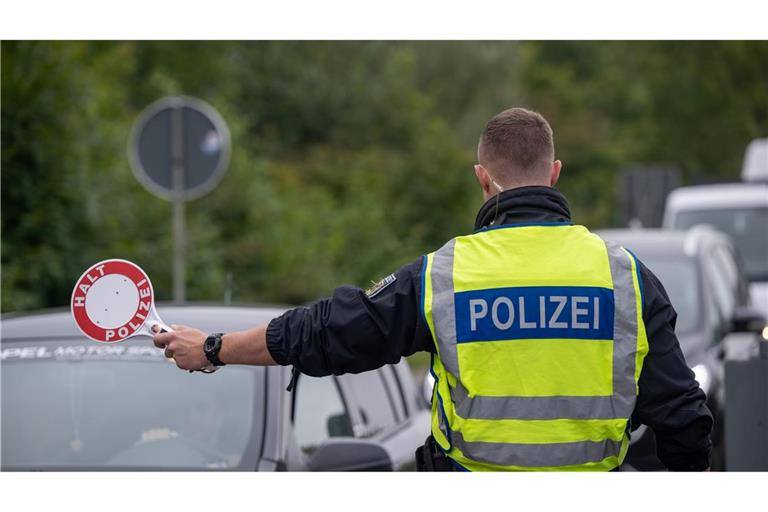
<box><xmin>171</xmin><ymin>105</ymin><xmax>186</xmax><ymax>303</ymax></box>
<box><xmin>129</xmin><ymin>96</ymin><xmax>230</xmax><ymax>304</ymax></box>
<box><xmin>173</xmin><ymin>199</ymin><xmax>186</xmax><ymax>303</ymax></box>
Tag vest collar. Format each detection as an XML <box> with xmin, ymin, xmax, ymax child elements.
<box><xmin>473</xmin><ymin>186</ymin><xmax>572</xmax><ymax>231</ymax></box>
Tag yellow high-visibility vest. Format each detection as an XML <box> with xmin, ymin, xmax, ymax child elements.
<box><xmin>421</xmin><ymin>223</ymin><xmax>649</xmax><ymax>471</ymax></box>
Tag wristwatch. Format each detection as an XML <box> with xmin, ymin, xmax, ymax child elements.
<box><xmin>203</xmin><ymin>332</ymin><xmax>226</xmax><ymax>367</ymax></box>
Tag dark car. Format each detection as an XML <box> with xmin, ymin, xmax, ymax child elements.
<box><xmin>1</xmin><ymin>305</ymin><xmax>431</xmax><ymax>471</ymax></box>
<box><xmin>598</xmin><ymin>226</ymin><xmax>765</xmax><ymax>470</ymax></box>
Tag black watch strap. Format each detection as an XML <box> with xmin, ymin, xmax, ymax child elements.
<box><xmin>204</xmin><ymin>332</ymin><xmax>226</xmax><ymax>367</ymax></box>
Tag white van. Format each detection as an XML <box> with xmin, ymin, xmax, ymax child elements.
<box><xmin>662</xmin><ymin>139</ymin><xmax>768</xmax><ymax>317</ymax></box>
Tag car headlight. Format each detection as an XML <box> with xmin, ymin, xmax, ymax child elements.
<box><xmin>692</xmin><ymin>364</ymin><xmax>712</xmax><ymax>395</ymax></box>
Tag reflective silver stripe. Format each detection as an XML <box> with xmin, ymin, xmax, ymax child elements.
<box><xmin>435</xmin><ymin>390</ymin><xmax>452</xmax><ymax>444</ymax></box>
<box><xmin>430</xmin><ymin>239</ymin><xmax>459</xmax><ymax>445</ymax></box>
<box><xmin>605</xmin><ymin>241</ymin><xmax>639</xmax><ymax>418</ymax></box>
<box><xmin>452</xmin><ymin>431</ymin><xmax>622</xmax><ymax>468</ymax></box>
<box><xmin>453</xmin><ymin>383</ymin><xmax>619</xmax><ymax>420</ymax></box>
<box><xmin>430</xmin><ymin>239</ymin><xmax>460</xmax><ymax>378</ymax></box>
<box><xmin>431</xmin><ymin>358</ymin><xmax>453</xmax><ymax>445</ymax></box>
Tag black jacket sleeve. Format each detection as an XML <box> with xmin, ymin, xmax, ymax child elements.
<box><xmin>632</xmin><ymin>260</ymin><xmax>714</xmax><ymax>471</ymax></box>
<box><xmin>265</xmin><ymin>258</ymin><xmax>434</xmax><ymax>376</ymax></box>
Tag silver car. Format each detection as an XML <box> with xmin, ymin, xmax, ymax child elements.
<box><xmin>1</xmin><ymin>305</ymin><xmax>431</xmax><ymax>471</ymax></box>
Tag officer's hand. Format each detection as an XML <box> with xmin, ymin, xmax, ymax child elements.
<box><xmin>152</xmin><ymin>324</ymin><xmax>208</xmax><ymax>371</ymax></box>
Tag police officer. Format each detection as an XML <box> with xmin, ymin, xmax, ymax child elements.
<box><xmin>153</xmin><ymin>107</ymin><xmax>713</xmax><ymax>471</ymax></box>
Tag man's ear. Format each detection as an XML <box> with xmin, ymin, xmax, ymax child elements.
<box><xmin>550</xmin><ymin>160</ymin><xmax>563</xmax><ymax>187</ymax></box>
<box><xmin>475</xmin><ymin>164</ymin><xmax>493</xmax><ymax>196</ymax></box>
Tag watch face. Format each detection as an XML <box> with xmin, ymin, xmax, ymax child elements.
<box><xmin>204</xmin><ymin>336</ymin><xmax>216</xmax><ymax>353</ymax></box>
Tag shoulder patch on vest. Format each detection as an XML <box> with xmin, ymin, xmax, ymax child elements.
<box><xmin>366</xmin><ymin>273</ymin><xmax>397</xmax><ymax>298</ymax></box>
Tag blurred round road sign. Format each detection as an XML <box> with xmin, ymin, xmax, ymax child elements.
<box><xmin>129</xmin><ymin>96</ymin><xmax>230</xmax><ymax>201</ymax></box>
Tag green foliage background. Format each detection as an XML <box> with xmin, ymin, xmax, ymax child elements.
<box><xmin>3</xmin><ymin>41</ymin><xmax>767</xmax><ymax>312</ymax></box>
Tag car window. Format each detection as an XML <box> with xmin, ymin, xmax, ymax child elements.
<box><xmin>712</xmin><ymin>244</ymin><xmax>738</xmax><ymax>296</ymax></box>
<box><xmin>382</xmin><ymin>365</ymin><xmax>409</xmax><ymax>419</ymax></box>
<box><xmin>674</xmin><ymin>207</ymin><xmax>768</xmax><ymax>282</ymax></box>
<box><xmin>292</xmin><ymin>375</ymin><xmax>352</xmax><ymax>455</ymax></box>
<box><xmin>712</xmin><ymin>244</ymin><xmax>750</xmax><ymax>305</ymax></box>
<box><xmin>1</xmin><ymin>343</ymin><xmax>258</xmax><ymax>470</ymax></box>
<box><xmin>703</xmin><ymin>251</ymin><xmax>736</xmax><ymax>329</ymax></box>
<box><xmin>635</xmin><ymin>256</ymin><xmax>701</xmax><ymax>335</ymax></box>
<box><xmin>341</xmin><ymin>370</ymin><xmax>399</xmax><ymax>437</ymax></box>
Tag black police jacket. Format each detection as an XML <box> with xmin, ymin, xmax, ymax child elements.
<box><xmin>266</xmin><ymin>185</ymin><xmax>713</xmax><ymax>470</ymax></box>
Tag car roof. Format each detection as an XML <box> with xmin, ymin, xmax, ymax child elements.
<box><xmin>664</xmin><ymin>182</ymin><xmax>768</xmax><ymax>212</ymax></box>
<box><xmin>1</xmin><ymin>303</ymin><xmax>288</xmax><ymax>341</ymax></box>
<box><xmin>596</xmin><ymin>227</ymin><xmax>728</xmax><ymax>258</ymax></box>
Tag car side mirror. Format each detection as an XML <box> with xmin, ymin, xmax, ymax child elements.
<box><xmin>307</xmin><ymin>438</ymin><xmax>393</xmax><ymax>471</ymax></box>
<box><xmin>730</xmin><ymin>306</ymin><xmax>766</xmax><ymax>334</ymax></box>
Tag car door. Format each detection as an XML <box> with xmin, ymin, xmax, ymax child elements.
<box><xmin>699</xmin><ymin>240</ymin><xmax>743</xmax><ymax>410</ymax></box>
<box><xmin>291</xmin><ymin>373</ymin><xmax>355</xmax><ymax>460</ymax></box>
<box><xmin>337</xmin><ymin>368</ymin><xmax>402</xmax><ymax>439</ymax></box>
<box><xmin>338</xmin><ymin>362</ymin><xmax>431</xmax><ymax>470</ymax></box>
<box><xmin>287</xmin><ymin>370</ymin><xmax>404</xmax><ymax>471</ymax></box>
<box><xmin>287</xmin><ymin>363</ymin><xmax>430</xmax><ymax>471</ymax></box>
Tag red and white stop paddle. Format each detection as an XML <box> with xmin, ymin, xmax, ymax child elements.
<box><xmin>70</xmin><ymin>258</ymin><xmax>216</xmax><ymax>372</ymax></box>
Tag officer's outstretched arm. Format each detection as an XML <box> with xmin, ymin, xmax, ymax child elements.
<box><xmin>151</xmin><ymin>257</ymin><xmax>434</xmax><ymax>374</ymax></box>
<box><xmin>152</xmin><ymin>322</ymin><xmax>277</xmax><ymax>370</ymax></box>
<box><xmin>265</xmin><ymin>258</ymin><xmax>433</xmax><ymax>376</ymax></box>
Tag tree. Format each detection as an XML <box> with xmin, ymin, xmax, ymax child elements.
<box><xmin>4</xmin><ymin>41</ymin><xmax>767</xmax><ymax>312</ymax></box>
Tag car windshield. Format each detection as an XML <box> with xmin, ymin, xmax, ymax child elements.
<box><xmin>1</xmin><ymin>342</ymin><xmax>259</xmax><ymax>470</ymax></box>
<box><xmin>673</xmin><ymin>207</ymin><xmax>768</xmax><ymax>282</ymax></box>
<box><xmin>637</xmin><ymin>256</ymin><xmax>701</xmax><ymax>335</ymax></box>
